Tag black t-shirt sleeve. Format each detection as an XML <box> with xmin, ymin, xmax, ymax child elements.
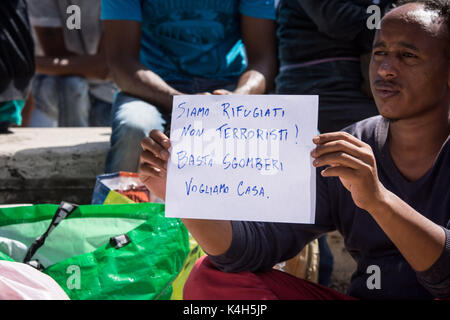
<box><xmin>208</xmin><ymin>168</ymin><xmax>337</xmax><ymax>273</ymax></box>
<box><xmin>416</xmin><ymin>226</ymin><xmax>450</xmax><ymax>298</ymax></box>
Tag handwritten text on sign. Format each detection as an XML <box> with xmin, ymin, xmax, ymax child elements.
<box><xmin>165</xmin><ymin>95</ymin><xmax>318</xmax><ymax>223</ymax></box>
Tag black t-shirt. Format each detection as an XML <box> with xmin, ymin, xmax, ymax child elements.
<box><xmin>0</xmin><ymin>0</ymin><xmax>35</xmax><ymax>101</ymax></box>
<box><xmin>210</xmin><ymin>116</ymin><xmax>450</xmax><ymax>299</ymax></box>
<box><xmin>276</xmin><ymin>0</ymin><xmax>395</xmax><ymax>66</ymax></box>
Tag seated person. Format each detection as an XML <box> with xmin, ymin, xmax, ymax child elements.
<box><xmin>276</xmin><ymin>1</ymin><xmax>396</xmax><ymax>285</ymax></box>
<box><xmin>275</xmin><ymin>0</ymin><xmax>400</xmax><ymax>285</ymax></box>
<box><xmin>0</xmin><ymin>0</ymin><xmax>34</xmax><ymax>133</ymax></box>
<box><xmin>101</xmin><ymin>0</ymin><xmax>277</xmax><ymax>173</ymax></box>
<box><xmin>27</xmin><ymin>0</ymin><xmax>116</xmax><ymax>127</ymax></box>
<box><xmin>139</xmin><ymin>0</ymin><xmax>450</xmax><ymax>299</ymax></box>
<box><xmin>276</xmin><ymin>0</ymin><xmax>395</xmax><ymax>133</ymax></box>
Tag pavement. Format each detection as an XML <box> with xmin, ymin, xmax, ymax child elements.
<box><xmin>327</xmin><ymin>231</ymin><xmax>357</xmax><ymax>294</ymax></box>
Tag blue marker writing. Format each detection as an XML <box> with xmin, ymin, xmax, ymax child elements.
<box><xmin>223</xmin><ymin>154</ymin><xmax>284</xmax><ymax>172</ymax></box>
<box><xmin>185</xmin><ymin>177</ymin><xmax>229</xmax><ymax>196</ymax></box>
<box><xmin>216</xmin><ymin>123</ymin><xmax>288</xmax><ymax>141</ymax></box>
<box><xmin>177</xmin><ymin>101</ymin><xmax>210</xmax><ymax>119</ymax></box>
<box><xmin>181</xmin><ymin>124</ymin><xmax>204</xmax><ymax>137</ymax></box>
<box><xmin>221</xmin><ymin>103</ymin><xmax>285</xmax><ymax>119</ymax></box>
<box><xmin>177</xmin><ymin>151</ymin><xmax>213</xmax><ymax>169</ymax></box>
<box><xmin>236</xmin><ymin>180</ymin><xmax>266</xmax><ymax>197</ymax></box>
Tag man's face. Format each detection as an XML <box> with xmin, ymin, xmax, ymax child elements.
<box><xmin>369</xmin><ymin>4</ymin><xmax>449</xmax><ymax>121</ymax></box>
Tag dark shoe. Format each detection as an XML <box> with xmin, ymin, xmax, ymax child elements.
<box><xmin>0</xmin><ymin>122</ymin><xmax>12</xmax><ymax>134</ymax></box>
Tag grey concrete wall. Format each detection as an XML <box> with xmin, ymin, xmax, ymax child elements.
<box><xmin>0</xmin><ymin>128</ymin><xmax>111</xmax><ymax>205</ymax></box>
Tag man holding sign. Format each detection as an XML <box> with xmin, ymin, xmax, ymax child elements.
<box><xmin>139</xmin><ymin>1</ymin><xmax>450</xmax><ymax>299</ymax></box>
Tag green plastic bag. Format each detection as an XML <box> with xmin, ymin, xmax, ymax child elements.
<box><xmin>91</xmin><ymin>172</ymin><xmax>206</xmax><ymax>300</ymax></box>
<box><xmin>0</xmin><ymin>202</ymin><xmax>190</xmax><ymax>300</ymax></box>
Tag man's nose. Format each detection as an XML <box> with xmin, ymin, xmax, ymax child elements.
<box><xmin>377</xmin><ymin>58</ymin><xmax>398</xmax><ymax>79</ymax></box>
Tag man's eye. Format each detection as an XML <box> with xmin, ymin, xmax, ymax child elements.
<box><xmin>373</xmin><ymin>51</ymin><xmax>386</xmax><ymax>56</ymax></box>
<box><xmin>402</xmin><ymin>52</ymin><xmax>417</xmax><ymax>58</ymax></box>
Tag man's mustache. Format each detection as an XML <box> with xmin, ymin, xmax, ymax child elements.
<box><xmin>372</xmin><ymin>79</ymin><xmax>402</xmax><ymax>90</ymax></box>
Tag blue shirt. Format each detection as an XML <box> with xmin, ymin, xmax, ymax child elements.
<box><xmin>101</xmin><ymin>0</ymin><xmax>275</xmax><ymax>82</ymax></box>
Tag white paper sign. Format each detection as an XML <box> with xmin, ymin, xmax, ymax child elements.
<box><xmin>165</xmin><ymin>95</ymin><xmax>318</xmax><ymax>223</ymax></box>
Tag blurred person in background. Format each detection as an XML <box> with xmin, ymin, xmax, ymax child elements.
<box><xmin>276</xmin><ymin>0</ymin><xmax>395</xmax><ymax>133</ymax></box>
<box><xmin>0</xmin><ymin>0</ymin><xmax>35</xmax><ymax>134</ymax></box>
<box><xmin>101</xmin><ymin>0</ymin><xmax>277</xmax><ymax>174</ymax></box>
<box><xmin>27</xmin><ymin>0</ymin><xmax>117</xmax><ymax>127</ymax></box>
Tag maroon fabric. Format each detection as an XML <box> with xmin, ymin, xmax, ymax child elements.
<box><xmin>184</xmin><ymin>256</ymin><xmax>357</xmax><ymax>300</ymax></box>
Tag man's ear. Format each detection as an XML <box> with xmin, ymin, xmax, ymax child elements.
<box><xmin>447</xmin><ymin>45</ymin><xmax>450</xmax><ymax>88</ymax></box>
<box><xmin>448</xmin><ymin>62</ymin><xmax>450</xmax><ymax>88</ymax></box>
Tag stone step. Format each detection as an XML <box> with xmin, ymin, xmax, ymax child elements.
<box><xmin>327</xmin><ymin>231</ymin><xmax>357</xmax><ymax>294</ymax></box>
<box><xmin>0</xmin><ymin>128</ymin><xmax>111</xmax><ymax>205</ymax></box>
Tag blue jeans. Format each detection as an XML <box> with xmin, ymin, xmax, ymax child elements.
<box><xmin>104</xmin><ymin>78</ymin><xmax>236</xmax><ymax>173</ymax></box>
<box><xmin>30</xmin><ymin>74</ymin><xmax>112</xmax><ymax>127</ymax></box>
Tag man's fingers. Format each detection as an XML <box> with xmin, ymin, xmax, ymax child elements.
<box><xmin>213</xmin><ymin>89</ymin><xmax>232</xmax><ymax>95</ymax></box>
<box><xmin>139</xmin><ymin>161</ymin><xmax>166</xmax><ymax>178</ymax></box>
<box><xmin>320</xmin><ymin>166</ymin><xmax>356</xmax><ymax>180</ymax></box>
<box><xmin>141</xmin><ymin>136</ymin><xmax>169</xmax><ymax>161</ymax></box>
<box><xmin>140</xmin><ymin>150</ymin><xmax>167</xmax><ymax>171</ymax></box>
<box><xmin>313</xmin><ymin>151</ymin><xmax>368</xmax><ymax>170</ymax></box>
<box><xmin>313</xmin><ymin>131</ymin><xmax>366</xmax><ymax>148</ymax></box>
<box><xmin>312</xmin><ymin>139</ymin><xmax>359</xmax><ymax>158</ymax></box>
<box><xmin>311</xmin><ymin>139</ymin><xmax>375</xmax><ymax>166</ymax></box>
<box><xmin>149</xmin><ymin>129</ymin><xmax>171</xmax><ymax>149</ymax></box>
<box><xmin>141</xmin><ymin>130</ymin><xmax>171</xmax><ymax>160</ymax></box>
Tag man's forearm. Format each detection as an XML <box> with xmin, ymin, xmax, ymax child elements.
<box><xmin>369</xmin><ymin>189</ymin><xmax>446</xmax><ymax>272</ymax></box>
<box><xmin>35</xmin><ymin>55</ymin><xmax>109</xmax><ymax>80</ymax></box>
<box><xmin>112</xmin><ymin>62</ymin><xmax>183</xmax><ymax>113</ymax></box>
<box><xmin>233</xmin><ymin>70</ymin><xmax>267</xmax><ymax>94</ymax></box>
<box><xmin>181</xmin><ymin>219</ymin><xmax>232</xmax><ymax>256</ymax></box>
<box><xmin>233</xmin><ymin>60</ymin><xmax>276</xmax><ymax>95</ymax></box>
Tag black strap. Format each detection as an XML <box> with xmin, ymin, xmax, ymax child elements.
<box><xmin>23</xmin><ymin>201</ymin><xmax>78</xmax><ymax>266</ymax></box>
<box><xmin>26</xmin><ymin>260</ymin><xmax>45</xmax><ymax>271</ymax></box>
<box><xmin>109</xmin><ymin>234</ymin><xmax>131</xmax><ymax>249</ymax></box>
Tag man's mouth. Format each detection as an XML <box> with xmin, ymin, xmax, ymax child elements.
<box><xmin>374</xmin><ymin>86</ymin><xmax>400</xmax><ymax>99</ymax></box>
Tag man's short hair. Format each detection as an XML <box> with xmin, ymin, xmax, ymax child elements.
<box><xmin>396</xmin><ymin>0</ymin><xmax>450</xmax><ymax>37</ymax></box>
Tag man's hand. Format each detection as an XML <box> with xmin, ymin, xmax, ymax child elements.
<box><xmin>311</xmin><ymin>132</ymin><xmax>447</xmax><ymax>272</ymax></box>
<box><xmin>196</xmin><ymin>92</ymin><xmax>212</xmax><ymax>95</ymax></box>
<box><xmin>195</xmin><ymin>89</ymin><xmax>231</xmax><ymax>95</ymax></box>
<box><xmin>138</xmin><ymin>130</ymin><xmax>171</xmax><ymax>200</ymax></box>
<box><xmin>311</xmin><ymin>132</ymin><xmax>387</xmax><ymax>212</ymax></box>
<box><xmin>34</xmin><ymin>27</ymin><xmax>110</xmax><ymax>80</ymax></box>
<box><xmin>139</xmin><ymin>130</ymin><xmax>233</xmax><ymax>256</ymax></box>
<box><xmin>212</xmin><ymin>89</ymin><xmax>232</xmax><ymax>95</ymax></box>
